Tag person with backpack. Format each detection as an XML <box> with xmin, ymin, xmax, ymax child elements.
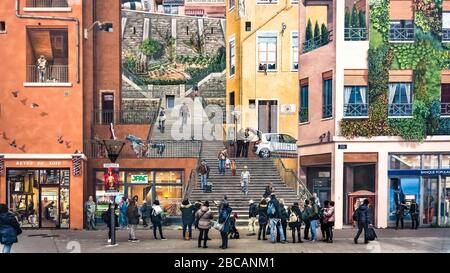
<box><xmin>180</xmin><ymin>199</ymin><xmax>196</xmax><ymax>240</ymax></box>
<box><xmin>150</xmin><ymin>200</ymin><xmax>167</xmax><ymax>240</ymax></box>
<box><xmin>247</xmin><ymin>199</ymin><xmax>258</xmax><ymax>236</ymax></box>
<box><xmin>140</xmin><ymin>200</ymin><xmax>150</xmax><ymax>228</ymax></box>
<box><xmin>219</xmin><ymin>201</ymin><xmax>233</xmax><ymax>249</ymax></box>
<box><xmin>410</xmin><ymin>199</ymin><xmax>419</xmax><ymax>229</ymax></box>
<box><xmin>288</xmin><ymin>202</ymin><xmax>303</xmax><ymax>243</ymax></box>
<box><xmin>277</xmin><ymin>199</ymin><xmax>288</xmax><ymax>243</ymax></box>
<box><xmin>195</xmin><ymin>201</ymin><xmax>213</xmax><ymax>248</ymax></box>
<box><xmin>354</xmin><ymin>199</ymin><xmax>372</xmax><ymax>244</ymax></box>
<box><xmin>395</xmin><ymin>201</ymin><xmax>408</xmax><ymax>230</ymax></box>
<box><xmin>302</xmin><ymin>199</ymin><xmax>311</xmax><ymax>240</ymax></box>
<box><xmin>258</xmin><ymin>198</ymin><xmax>268</xmax><ymax>240</ymax></box>
<box><xmin>267</xmin><ymin>194</ymin><xmax>287</xmax><ymax>244</ymax></box>
<box><xmin>0</xmin><ymin>204</ymin><xmax>22</xmax><ymax>253</ymax></box>
<box><xmin>324</xmin><ymin>201</ymin><xmax>335</xmax><ymax>243</ymax></box>
<box><xmin>309</xmin><ymin>196</ymin><xmax>320</xmax><ymax>242</ymax></box>
<box><xmin>320</xmin><ymin>201</ymin><xmax>329</xmax><ymax>241</ymax></box>
<box><xmin>217</xmin><ymin>148</ymin><xmax>228</xmax><ymax>175</ymax></box>
<box><xmin>228</xmin><ymin>212</ymin><xmax>240</xmax><ymax>239</ymax></box>
<box><xmin>126</xmin><ymin>199</ymin><xmax>140</xmax><ymax>242</ymax></box>
<box><xmin>197</xmin><ymin>160</ymin><xmax>210</xmax><ymax>191</ymax></box>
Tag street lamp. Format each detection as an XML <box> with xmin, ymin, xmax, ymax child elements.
<box><xmin>98</xmin><ymin>139</ymin><xmax>125</xmax><ymax>246</ymax></box>
<box><xmin>84</xmin><ymin>21</ymin><xmax>114</xmax><ymax>39</ymax></box>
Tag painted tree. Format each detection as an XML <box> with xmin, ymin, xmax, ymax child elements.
<box><xmin>305</xmin><ymin>19</ymin><xmax>313</xmax><ymax>41</ymax></box>
<box><xmin>351</xmin><ymin>5</ymin><xmax>360</xmax><ymax>28</ymax></box>
<box><xmin>314</xmin><ymin>20</ymin><xmax>320</xmax><ymax>39</ymax></box>
<box><xmin>321</xmin><ymin>23</ymin><xmax>329</xmax><ymax>44</ymax></box>
<box><xmin>359</xmin><ymin>10</ymin><xmax>366</xmax><ymax>29</ymax></box>
<box><xmin>345</xmin><ymin>9</ymin><xmax>350</xmax><ymax>28</ymax></box>
<box><xmin>139</xmin><ymin>39</ymin><xmax>162</xmax><ymax>60</ymax></box>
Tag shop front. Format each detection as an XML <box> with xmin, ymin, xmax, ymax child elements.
<box><xmin>94</xmin><ymin>169</ymin><xmax>184</xmax><ymax>222</ymax></box>
<box><xmin>388</xmin><ymin>153</ymin><xmax>450</xmax><ymax>227</ymax></box>
<box><xmin>0</xmin><ymin>156</ymin><xmax>85</xmax><ymax>229</ymax></box>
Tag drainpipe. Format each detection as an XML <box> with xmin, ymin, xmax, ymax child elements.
<box><xmin>15</xmin><ymin>0</ymin><xmax>80</xmax><ymax>83</ymax></box>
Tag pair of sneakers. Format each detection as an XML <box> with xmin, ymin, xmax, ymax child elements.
<box><xmin>128</xmin><ymin>238</ymin><xmax>140</xmax><ymax>242</ymax></box>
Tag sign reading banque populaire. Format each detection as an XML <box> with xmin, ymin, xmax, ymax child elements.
<box><xmin>388</xmin><ymin>169</ymin><xmax>450</xmax><ymax>176</ymax></box>
<box><xmin>130</xmin><ymin>175</ymin><xmax>149</xmax><ymax>183</ymax></box>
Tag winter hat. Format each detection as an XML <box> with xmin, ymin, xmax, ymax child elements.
<box><xmin>249</xmin><ymin>200</ymin><xmax>254</xmax><ymax>204</ymax></box>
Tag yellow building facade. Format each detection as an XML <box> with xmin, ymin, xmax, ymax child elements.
<box><xmin>225</xmin><ymin>0</ymin><xmax>300</xmax><ymax>139</ymax></box>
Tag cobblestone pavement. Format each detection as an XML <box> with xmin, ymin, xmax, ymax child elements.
<box><xmin>9</xmin><ymin>227</ymin><xmax>450</xmax><ymax>253</ymax></box>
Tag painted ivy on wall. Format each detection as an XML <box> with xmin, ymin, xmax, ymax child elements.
<box><xmin>340</xmin><ymin>0</ymin><xmax>450</xmax><ymax>141</ymax></box>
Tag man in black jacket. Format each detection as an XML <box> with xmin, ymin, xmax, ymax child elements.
<box><xmin>354</xmin><ymin>199</ymin><xmax>372</xmax><ymax>244</ymax></box>
<box><xmin>267</xmin><ymin>194</ymin><xmax>287</xmax><ymax>244</ymax></box>
<box><xmin>247</xmin><ymin>200</ymin><xmax>258</xmax><ymax>236</ymax></box>
<box><xmin>410</xmin><ymin>199</ymin><xmax>419</xmax><ymax>229</ymax></box>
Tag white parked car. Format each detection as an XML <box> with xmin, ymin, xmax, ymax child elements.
<box><xmin>252</xmin><ymin>131</ymin><xmax>297</xmax><ymax>158</ymax></box>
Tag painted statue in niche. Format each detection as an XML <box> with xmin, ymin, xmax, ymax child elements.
<box><xmin>238</xmin><ymin>0</ymin><xmax>246</xmax><ymax>17</ymax></box>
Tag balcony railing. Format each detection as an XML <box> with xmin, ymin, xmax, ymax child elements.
<box><xmin>389</xmin><ymin>103</ymin><xmax>413</xmax><ymax>117</ymax></box>
<box><xmin>302</xmin><ymin>30</ymin><xmax>333</xmax><ymax>53</ymax></box>
<box><xmin>441</xmin><ymin>102</ymin><xmax>450</xmax><ymax>116</ymax></box>
<box><xmin>389</xmin><ymin>27</ymin><xmax>415</xmax><ymax>42</ymax></box>
<box><xmin>94</xmin><ymin>109</ymin><xmax>158</xmax><ymax>125</ymax></box>
<box><xmin>26</xmin><ymin>0</ymin><xmax>69</xmax><ymax>7</ymax></box>
<box><xmin>299</xmin><ymin>107</ymin><xmax>308</xmax><ymax>123</ymax></box>
<box><xmin>344</xmin><ymin>28</ymin><xmax>368</xmax><ymax>41</ymax></box>
<box><xmin>443</xmin><ymin>29</ymin><xmax>450</xmax><ymax>42</ymax></box>
<box><xmin>344</xmin><ymin>103</ymin><xmax>369</xmax><ymax>117</ymax></box>
<box><xmin>26</xmin><ymin>65</ymin><xmax>69</xmax><ymax>83</ymax></box>
<box><xmin>322</xmin><ymin>104</ymin><xmax>332</xmax><ymax>119</ymax></box>
<box><xmin>85</xmin><ymin>140</ymin><xmax>202</xmax><ymax>159</ymax></box>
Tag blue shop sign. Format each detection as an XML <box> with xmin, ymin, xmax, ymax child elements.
<box><xmin>163</xmin><ymin>0</ymin><xmax>185</xmax><ymax>6</ymax></box>
<box><xmin>388</xmin><ymin>169</ymin><xmax>450</xmax><ymax>176</ymax></box>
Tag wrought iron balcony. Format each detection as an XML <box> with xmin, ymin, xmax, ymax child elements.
<box><xmin>322</xmin><ymin>104</ymin><xmax>332</xmax><ymax>119</ymax></box>
<box><xmin>94</xmin><ymin>109</ymin><xmax>158</xmax><ymax>125</ymax></box>
<box><xmin>388</xmin><ymin>103</ymin><xmax>413</xmax><ymax>117</ymax></box>
<box><xmin>84</xmin><ymin>139</ymin><xmax>202</xmax><ymax>159</ymax></box>
<box><xmin>344</xmin><ymin>28</ymin><xmax>368</xmax><ymax>41</ymax></box>
<box><xmin>299</xmin><ymin>107</ymin><xmax>308</xmax><ymax>123</ymax></box>
<box><xmin>344</xmin><ymin>103</ymin><xmax>369</xmax><ymax>117</ymax></box>
<box><xmin>26</xmin><ymin>0</ymin><xmax>69</xmax><ymax>7</ymax></box>
<box><xmin>302</xmin><ymin>30</ymin><xmax>333</xmax><ymax>53</ymax></box>
<box><xmin>26</xmin><ymin>65</ymin><xmax>69</xmax><ymax>83</ymax></box>
<box><xmin>443</xmin><ymin>29</ymin><xmax>450</xmax><ymax>42</ymax></box>
<box><xmin>441</xmin><ymin>102</ymin><xmax>450</xmax><ymax>116</ymax></box>
<box><xmin>389</xmin><ymin>27</ymin><xmax>415</xmax><ymax>42</ymax></box>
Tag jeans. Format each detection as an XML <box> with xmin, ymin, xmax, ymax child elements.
<box><xmin>86</xmin><ymin>214</ymin><xmax>96</xmax><ymax>230</ymax></box>
<box><xmin>258</xmin><ymin>224</ymin><xmax>267</xmax><ymax>239</ymax></box>
<box><xmin>218</xmin><ymin>160</ymin><xmax>226</xmax><ymax>174</ymax></box>
<box><xmin>128</xmin><ymin>224</ymin><xmax>137</xmax><ymax>240</ymax></box>
<box><xmin>354</xmin><ymin>220</ymin><xmax>369</xmax><ymax>243</ymax></box>
<box><xmin>396</xmin><ymin>216</ymin><xmax>404</xmax><ymax>229</ymax></box>
<box><xmin>2</xmin><ymin>244</ymin><xmax>12</xmax><ymax>253</ymax></box>
<box><xmin>242</xmin><ymin>180</ymin><xmax>249</xmax><ymax>195</ymax></box>
<box><xmin>303</xmin><ymin>220</ymin><xmax>310</xmax><ymax>239</ymax></box>
<box><xmin>200</xmin><ymin>174</ymin><xmax>208</xmax><ymax>189</ymax></box>
<box><xmin>291</xmin><ymin>225</ymin><xmax>302</xmax><ymax>243</ymax></box>
<box><xmin>310</xmin><ymin>219</ymin><xmax>318</xmax><ymax>241</ymax></box>
<box><xmin>38</xmin><ymin>69</ymin><xmax>46</xmax><ymax>82</ymax></box>
<box><xmin>276</xmin><ymin>221</ymin><xmax>287</xmax><ymax>242</ymax></box>
<box><xmin>198</xmin><ymin>228</ymin><xmax>209</xmax><ymax>247</ymax></box>
<box><xmin>153</xmin><ymin>222</ymin><xmax>164</xmax><ymax>239</ymax></box>
<box><xmin>119</xmin><ymin>212</ymin><xmax>127</xmax><ymax>227</ymax></box>
<box><xmin>248</xmin><ymin>217</ymin><xmax>257</xmax><ymax>234</ymax></box>
<box><xmin>182</xmin><ymin>224</ymin><xmax>192</xmax><ymax>239</ymax></box>
<box><xmin>411</xmin><ymin>213</ymin><xmax>419</xmax><ymax>229</ymax></box>
<box><xmin>269</xmin><ymin>218</ymin><xmax>285</xmax><ymax>242</ymax></box>
<box><xmin>326</xmin><ymin>221</ymin><xmax>334</xmax><ymax>241</ymax></box>
<box><xmin>220</xmin><ymin>231</ymin><xmax>229</xmax><ymax>248</ymax></box>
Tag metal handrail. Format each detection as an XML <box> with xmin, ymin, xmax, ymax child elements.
<box><xmin>441</xmin><ymin>102</ymin><xmax>450</xmax><ymax>116</ymax></box>
<box><xmin>93</xmin><ymin>109</ymin><xmax>157</xmax><ymax>125</ymax></box>
<box><xmin>272</xmin><ymin>157</ymin><xmax>312</xmax><ymax>203</ymax></box>
<box><xmin>26</xmin><ymin>65</ymin><xmax>69</xmax><ymax>83</ymax></box>
<box><xmin>183</xmin><ymin>141</ymin><xmax>203</xmax><ymax>200</ymax></box>
<box><xmin>302</xmin><ymin>30</ymin><xmax>333</xmax><ymax>53</ymax></box>
<box><xmin>26</xmin><ymin>0</ymin><xmax>68</xmax><ymax>7</ymax></box>
<box><xmin>443</xmin><ymin>29</ymin><xmax>450</xmax><ymax>42</ymax></box>
<box><xmin>389</xmin><ymin>27</ymin><xmax>415</xmax><ymax>41</ymax></box>
<box><xmin>388</xmin><ymin>103</ymin><xmax>413</xmax><ymax>117</ymax></box>
<box><xmin>343</xmin><ymin>103</ymin><xmax>369</xmax><ymax>117</ymax></box>
<box><xmin>147</xmin><ymin>97</ymin><xmax>163</xmax><ymax>140</ymax></box>
<box><xmin>344</xmin><ymin>27</ymin><xmax>368</xmax><ymax>41</ymax></box>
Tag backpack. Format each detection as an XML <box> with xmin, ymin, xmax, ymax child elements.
<box><xmin>352</xmin><ymin>208</ymin><xmax>360</xmax><ymax>222</ymax></box>
<box><xmin>309</xmin><ymin>204</ymin><xmax>319</xmax><ymax>219</ymax></box>
<box><xmin>288</xmin><ymin>211</ymin><xmax>298</xmax><ymax>223</ymax></box>
<box><xmin>267</xmin><ymin>202</ymin><xmax>275</xmax><ymax>217</ymax></box>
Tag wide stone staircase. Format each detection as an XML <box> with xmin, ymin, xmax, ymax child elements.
<box><xmin>189</xmin><ymin>141</ymin><xmax>301</xmax><ymax>227</ymax></box>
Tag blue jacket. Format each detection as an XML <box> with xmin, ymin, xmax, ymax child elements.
<box><xmin>268</xmin><ymin>197</ymin><xmax>281</xmax><ymax>219</ymax></box>
<box><xmin>0</xmin><ymin>212</ymin><xmax>21</xmax><ymax>245</ymax></box>
<box><xmin>180</xmin><ymin>204</ymin><xmax>196</xmax><ymax>225</ymax></box>
<box><xmin>357</xmin><ymin>204</ymin><xmax>372</xmax><ymax>223</ymax></box>
<box><xmin>219</xmin><ymin>206</ymin><xmax>233</xmax><ymax>233</ymax></box>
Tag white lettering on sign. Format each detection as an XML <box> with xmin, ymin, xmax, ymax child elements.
<box><xmin>14</xmin><ymin>161</ymin><xmax>63</xmax><ymax>167</ymax></box>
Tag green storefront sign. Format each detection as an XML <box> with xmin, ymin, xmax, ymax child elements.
<box><xmin>130</xmin><ymin>175</ymin><xmax>148</xmax><ymax>183</ymax></box>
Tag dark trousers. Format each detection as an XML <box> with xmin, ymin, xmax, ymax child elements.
<box><xmin>411</xmin><ymin>213</ymin><xmax>419</xmax><ymax>229</ymax></box>
<box><xmin>236</xmin><ymin>140</ymin><xmax>244</xmax><ymax>157</ymax></box>
<box><xmin>354</xmin><ymin>221</ymin><xmax>369</xmax><ymax>243</ymax></box>
<box><xmin>242</xmin><ymin>142</ymin><xmax>249</xmax><ymax>157</ymax></box>
<box><xmin>182</xmin><ymin>224</ymin><xmax>192</xmax><ymax>238</ymax></box>
<box><xmin>304</xmin><ymin>220</ymin><xmax>311</xmax><ymax>239</ymax></box>
<box><xmin>258</xmin><ymin>224</ymin><xmax>267</xmax><ymax>239</ymax></box>
<box><xmin>108</xmin><ymin>225</ymin><xmax>112</xmax><ymax>240</ymax></box>
<box><xmin>143</xmin><ymin>218</ymin><xmax>148</xmax><ymax>226</ymax></box>
<box><xmin>320</xmin><ymin>219</ymin><xmax>327</xmax><ymax>239</ymax></box>
<box><xmin>276</xmin><ymin>221</ymin><xmax>287</xmax><ymax>242</ymax></box>
<box><xmin>291</xmin><ymin>225</ymin><xmax>302</xmax><ymax>243</ymax></box>
<box><xmin>396</xmin><ymin>216</ymin><xmax>404</xmax><ymax>229</ymax></box>
<box><xmin>220</xmin><ymin>231</ymin><xmax>229</xmax><ymax>248</ymax></box>
<box><xmin>152</xmin><ymin>222</ymin><xmax>164</xmax><ymax>239</ymax></box>
<box><xmin>326</xmin><ymin>221</ymin><xmax>334</xmax><ymax>241</ymax></box>
<box><xmin>198</xmin><ymin>228</ymin><xmax>209</xmax><ymax>247</ymax></box>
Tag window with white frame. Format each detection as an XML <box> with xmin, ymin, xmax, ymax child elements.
<box><xmin>229</xmin><ymin>37</ymin><xmax>236</xmax><ymax>77</ymax></box>
<box><xmin>229</xmin><ymin>0</ymin><xmax>235</xmax><ymax>10</ymax></box>
<box><xmin>291</xmin><ymin>32</ymin><xmax>298</xmax><ymax>71</ymax></box>
<box><xmin>388</xmin><ymin>82</ymin><xmax>413</xmax><ymax>117</ymax></box>
<box><xmin>257</xmin><ymin>33</ymin><xmax>277</xmax><ymax>71</ymax></box>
